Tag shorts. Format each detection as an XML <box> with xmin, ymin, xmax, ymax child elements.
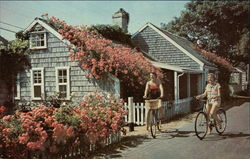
<box><xmin>206</xmin><ymin>99</ymin><xmax>221</xmax><ymax>107</ymax></box>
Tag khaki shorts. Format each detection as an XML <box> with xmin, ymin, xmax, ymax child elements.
<box><xmin>206</xmin><ymin>99</ymin><xmax>221</xmax><ymax>107</ymax></box>
<box><xmin>145</xmin><ymin>99</ymin><xmax>162</xmax><ymax>110</ymax></box>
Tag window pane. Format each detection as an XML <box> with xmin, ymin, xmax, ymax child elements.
<box><xmin>34</xmin><ymin>86</ymin><xmax>41</xmax><ymax>98</ymax></box>
<box><xmin>59</xmin><ymin>85</ymin><xmax>67</xmax><ymax>98</ymax></box>
<box><xmin>30</xmin><ymin>33</ymin><xmax>45</xmax><ymax>47</ymax></box>
<box><xmin>33</xmin><ymin>70</ymin><xmax>42</xmax><ymax>84</ymax></box>
<box><xmin>58</xmin><ymin>69</ymin><xmax>67</xmax><ymax>83</ymax></box>
<box><xmin>40</xmin><ymin>34</ymin><xmax>44</xmax><ymax>39</ymax></box>
<box><xmin>63</xmin><ymin>70</ymin><xmax>67</xmax><ymax>76</ymax></box>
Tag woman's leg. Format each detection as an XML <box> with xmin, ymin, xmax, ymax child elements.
<box><xmin>146</xmin><ymin>109</ymin><xmax>151</xmax><ymax>130</ymax></box>
<box><xmin>206</xmin><ymin>103</ymin><xmax>212</xmax><ymax>134</ymax></box>
<box><xmin>210</xmin><ymin>102</ymin><xmax>221</xmax><ymax>127</ymax></box>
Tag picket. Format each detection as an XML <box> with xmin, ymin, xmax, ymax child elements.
<box><xmin>124</xmin><ymin>97</ymin><xmax>193</xmax><ymax>126</ymax></box>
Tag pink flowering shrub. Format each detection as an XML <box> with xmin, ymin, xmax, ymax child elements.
<box><xmin>0</xmin><ymin>93</ymin><xmax>127</xmax><ymax>158</ymax></box>
<box><xmin>195</xmin><ymin>45</ymin><xmax>234</xmax><ymax>72</ymax></box>
<box><xmin>45</xmin><ymin>15</ymin><xmax>163</xmax><ymax>89</ymax></box>
<box><xmin>0</xmin><ymin>106</ymin><xmax>6</xmax><ymax>118</ymax></box>
<box><xmin>79</xmin><ymin>92</ymin><xmax>127</xmax><ymax>144</ymax></box>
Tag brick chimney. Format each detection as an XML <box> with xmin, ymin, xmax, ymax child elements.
<box><xmin>112</xmin><ymin>8</ymin><xmax>129</xmax><ymax>33</ymax></box>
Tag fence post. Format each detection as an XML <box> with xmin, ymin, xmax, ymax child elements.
<box><xmin>128</xmin><ymin>97</ymin><xmax>134</xmax><ymax>131</ymax></box>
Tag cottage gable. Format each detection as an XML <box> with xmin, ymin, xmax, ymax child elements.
<box><xmin>16</xmin><ymin>18</ymin><xmax>120</xmax><ymax>104</ymax></box>
<box><xmin>132</xmin><ymin>23</ymin><xmax>216</xmax><ymax>71</ymax></box>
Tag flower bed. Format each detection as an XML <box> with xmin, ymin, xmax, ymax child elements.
<box><xmin>0</xmin><ymin>93</ymin><xmax>127</xmax><ymax>159</ymax></box>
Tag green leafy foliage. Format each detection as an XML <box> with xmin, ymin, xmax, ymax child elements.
<box><xmin>89</xmin><ymin>24</ymin><xmax>134</xmax><ymax>47</ymax></box>
<box><xmin>54</xmin><ymin>106</ymin><xmax>81</xmax><ymax>127</ymax></box>
<box><xmin>0</xmin><ymin>38</ymin><xmax>30</xmax><ymax>84</ymax></box>
<box><xmin>161</xmin><ymin>1</ymin><xmax>250</xmax><ymax>65</ymax></box>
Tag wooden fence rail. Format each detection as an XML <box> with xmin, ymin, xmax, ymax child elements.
<box><xmin>124</xmin><ymin>97</ymin><xmax>193</xmax><ymax>126</ymax></box>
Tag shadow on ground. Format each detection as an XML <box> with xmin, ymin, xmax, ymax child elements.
<box><xmin>160</xmin><ymin>129</ymin><xmax>250</xmax><ymax>141</ymax></box>
<box><xmin>160</xmin><ymin>129</ymin><xmax>195</xmax><ymax>139</ymax></box>
<box><xmin>89</xmin><ymin>135</ymin><xmax>150</xmax><ymax>159</ymax></box>
<box><xmin>203</xmin><ymin>132</ymin><xmax>250</xmax><ymax>141</ymax></box>
<box><xmin>222</xmin><ymin>96</ymin><xmax>250</xmax><ymax>111</ymax></box>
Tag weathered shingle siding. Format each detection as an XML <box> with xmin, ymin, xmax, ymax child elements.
<box><xmin>18</xmin><ymin>25</ymin><xmax>118</xmax><ymax>105</ymax></box>
<box><xmin>132</xmin><ymin>26</ymin><xmax>200</xmax><ymax>70</ymax></box>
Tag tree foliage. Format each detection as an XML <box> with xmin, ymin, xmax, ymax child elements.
<box><xmin>0</xmin><ymin>38</ymin><xmax>30</xmax><ymax>84</ymax></box>
<box><xmin>161</xmin><ymin>1</ymin><xmax>250</xmax><ymax>66</ymax></box>
<box><xmin>89</xmin><ymin>24</ymin><xmax>134</xmax><ymax>47</ymax></box>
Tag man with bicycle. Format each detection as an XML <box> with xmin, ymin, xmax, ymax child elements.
<box><xmin>196</xmin><ymin>73</ymin><xmax>222</xmax><ymax>134</ymax></box>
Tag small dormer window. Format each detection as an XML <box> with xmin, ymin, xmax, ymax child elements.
<box><xmin>30</xmin><ymin>31</ymin><xmax>47</xmax><ymax>49</ymax></box>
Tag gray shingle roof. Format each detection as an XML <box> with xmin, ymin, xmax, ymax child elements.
<box><xmin>157</xmin><ymin>26</ymin><xmax>216</xmax><ymax>67</ymax></box>
<box><xmin>132</xmin><ymin>23</ymin><xmax>217</xmax><ymax>71</ymax></box>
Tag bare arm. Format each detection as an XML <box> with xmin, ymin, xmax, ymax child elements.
<box><xmin>143</xmin><ymin>82</ymin><xmax>149</xmax><ymax>98</ymax></box>
<box><xmin>216</xmin><ymin>88</ymin><xmax>221</xmax><ymax>99</ymax></box>
<box><xmin>196</xmin><ymin>90</ymin><xmax>207</xmax><ymax>99</ymax></box>
<box><xmin>159</xmin><ymin>83</ymin><xmax>164</xmax><ymax>98</ymax></box>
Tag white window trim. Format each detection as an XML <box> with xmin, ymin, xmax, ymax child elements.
<box><xmin>14</xmin><ymin>73</ymin><xmax>21</xmax><ymax>100</ymax></box>
<box><xmin>55</xmin><ymin>66</ymin><xmax>70</xmax><ymax>100</ymax></box>
<box><xmin>30</xmin><ymin>68</ymin><xmax>44</xmax><ymax>100</ymax></box>
<box><xmin>29</xmin><ymin>31</ymin><xmax>47</xmax><ymax>49</ymax></box>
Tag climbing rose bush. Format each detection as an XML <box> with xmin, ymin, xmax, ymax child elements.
<box><xmin>0</xmin><ymin>106</ymin><xmax>6</xmax><ymax>118</ymax></box>
<box><xmin>195</xmin><ymin>45</ymin><xmax>234</xmax><ymax>72</ymax></box>
<box><xmin>0</xmin><ymin>93</ymin><xmax>127</xmax><ymax>158</ymax></box>
<box><xmin>46</xmin><ymin>15</ymin><xmax>163</xmax><ymax>88</ymax></box>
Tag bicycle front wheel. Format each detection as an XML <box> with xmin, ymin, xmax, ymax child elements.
<box><xmin>215</xmin><ymin>108</ymin><xmax>227</xmax><ymax>134</ymax></box>
<box><xmin>194</xmin><ymin>112</ymin><xmax>208</xmax><ymax>140</ymax></box>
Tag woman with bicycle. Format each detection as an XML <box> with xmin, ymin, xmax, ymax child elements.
<box><xmin>196</xmin><ymin>73</ymin><xmax>222</xmax><ymax>135</ymax></box>
<box><xmin>143</xmin><ymin>72</ymin><xmax>164</xmax><ymax>131</ymax></box>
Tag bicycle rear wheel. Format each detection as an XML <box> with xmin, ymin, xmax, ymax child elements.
<box><xmin>150</xmin><ymin>111</ymin><xmax>157</xmax><ymax>138</ymax></box>
<box><xmin>215</xmin><ymin>108</ymin><xmax>227</xmax><ymax>134</ymax></box>
<box><xmin>194</xmin><ymin>112</ymin><xmax>208</xmax><ymax>140</ymax></box>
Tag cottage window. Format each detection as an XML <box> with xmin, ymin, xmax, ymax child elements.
<box><xmin>30</xmin><ymin>32</ymin><xmax>47</xmax><ymax>49</ymax></box>
<box><xmin>230</xmin><ymin>72</ymin><xmax>240</xmax><ymax>84</ymax></box>
<box><xmin>31</xmin><ymin>68</ymin><xmax>44</xmax><ymax>100</ymax></box>
<box><xmin>55</xmin><ymin>67</ymin><xmax>70</xmax><ymax>99</ymax></box>
<box><xmin>14</xmin><ymin>73</ymin><xmax>21</xmax><ymax>100</ymax></box>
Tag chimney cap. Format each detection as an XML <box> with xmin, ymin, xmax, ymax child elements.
<box><xmin>115</xmin><ymin>8</ymin><xmax>128</xmax><ymax>14</ymax></box>
<box><xmin>113</xmin><ymin>8</ymin><xmax>129</xmax><ymax>23</ymax></box>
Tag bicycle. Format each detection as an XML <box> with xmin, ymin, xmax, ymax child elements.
<box><xmin>194</xmin><ymin>97</ymin><xmax>227</xmax><ymax>140</ymax></box>
<box><xmin>145</xmin><ymin>98</ymin><xmax>162</xmax><ymax>138</ymax></box>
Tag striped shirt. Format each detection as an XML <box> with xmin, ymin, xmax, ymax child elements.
<box><xmin>206</xmin><ymin>83</ymin><xmax>221</xmax><ymax>102</ymax></box>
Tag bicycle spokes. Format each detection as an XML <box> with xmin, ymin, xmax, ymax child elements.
<box><xmin>215</xmin><ymin>109</ymin><xmax>227</xmax><ymax>134</ymax></box>
<box><xmin>195</xmin><ymin>112</ymin><xmax>208</xmax><ymax>140</ymax></box>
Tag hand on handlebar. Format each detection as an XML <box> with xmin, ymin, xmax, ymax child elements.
<box><xmin>195</xmin><ymin>95</ymin><xmax>200</xmax><ymax>100</ymax></box>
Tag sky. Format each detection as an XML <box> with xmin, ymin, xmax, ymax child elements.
<box><xmin>0</xmin><ymin>1</ymin><xmax>189</xmax><ymax>41</ymax></box>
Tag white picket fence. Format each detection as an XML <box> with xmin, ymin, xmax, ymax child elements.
<box><xmin>124</xmin><ymin>97</ymin><xmax>193</xmax><ymax>126</ymax></box>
